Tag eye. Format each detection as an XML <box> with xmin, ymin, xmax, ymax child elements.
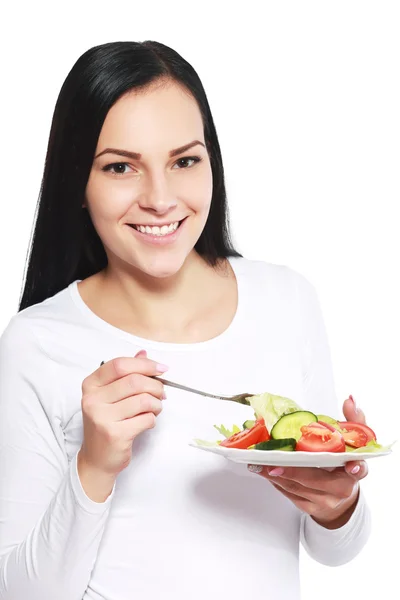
<box><xmin>173</xmin><ymin>156</ymin><xmax>202</xmax><ymax>169</ymax></box>
<box><xmin>102</xmin><ymin>162</ymin><xmax>133</xmax><ymax>175</ymax></box>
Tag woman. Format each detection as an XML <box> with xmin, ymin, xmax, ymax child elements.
<box><xmin>0</xmin><ymin>41</ymin><xmax>371</xmax><ymax>599</ymax></box>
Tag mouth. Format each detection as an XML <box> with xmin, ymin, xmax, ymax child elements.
<box><xmin>127</xmin><ymin>219</ymin><xmax>185</xmax><ymax>237</ymax></box>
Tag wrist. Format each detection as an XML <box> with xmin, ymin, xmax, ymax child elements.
<box><xmin>312</xmin><ymin>485</ymin><xmax>360</xmax><ymax>530</ymax></box>
<box><xmin>77</xmin><ymin>449</ymin><xmax>116</xmax><ymax>503</ymax></box>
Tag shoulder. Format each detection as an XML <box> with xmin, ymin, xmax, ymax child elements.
<box><xmin>229</xmin><ymin>256</ymin><xmax>317</xmax><ymax>299</ymax></box>
<box><xmin>0</xmin><ymin>283</ymin><xmax>75</xmax><ymax>362</ymax></box>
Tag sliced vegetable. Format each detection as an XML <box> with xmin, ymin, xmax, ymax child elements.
<box><xmin>316</xmin><ymin>414</ymin><xmax>340</xmax><ymax>427</ymax></box>
<box><xmin>200</xmin><ymin>393</ymin><xmax>392</xmax><ymax>454</ymax></box>
<box><xmin>219</xmin><ymin>419</ymin><xmax>270</xmax><ymax>449</ymax></box>
<box><xmin>249</xmin><ymin>392</ymin><xmax>302</xmax><ymax>433</ymax></box>
<box><xmin>254</xmin><ymin>438</ymin><xmax>296</xmax><ymax>451</ymax></box>
<box><xmin>271</xmin><ymin>411</ymin><xmax>318</xmax><ymax>442</ymax></box>
<box><xmin>194</xmin><ymin>439</ymin><xmax>221</xmax><ymax>448</ymax></box>
<box><xmin>350</xmin><ymin>439</ymin><xmax>395</xmax><ymax>453</ymax></box>
<box><xmin>337</xmin><ymin>422</ymin><xmax>377</xmax><ymax>443</ymax></box>
<box><xmin>317</xmin><ymin>420</ymin><xmax>338</xmax><ymax>432</ymax></box>
<box><xmin>214</xmin><ymin>424</ymin><xmax>241</xmax><ymax>438</ymax></box>
<box><xmin>340</xmin><ymin>428</ymin><xmax>368</xmax><ymax>448</ymax></box>
<box><xmin>296</xmin><ymin>422</ymin><xmax>346</xmax><ymax>452</ymax></box>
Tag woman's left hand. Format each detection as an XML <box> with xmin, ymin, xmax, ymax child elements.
<box><xmin>248</xmin><ymin>396</ymin><xmax>369</xmax><ymax>529</ymax></box>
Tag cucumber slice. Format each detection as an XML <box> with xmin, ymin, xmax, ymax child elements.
<box><xmin>254</xmin><ymin>438</ymin><xmax>296</xmax><ymax>451</ymax></box>
<box><xmin>243</xmin><ymin>419</ymin><xmax>256</xmax><ymax>430</ymax></box>
<box><xmin>271</xmin><ymin>411</ymin><xmax>317</xmax><ymax>442</ymax></box>
<box><xmin>317</xmin><ymin>414</ymin><xmax>340</xmax><ymax>428</ymax></box>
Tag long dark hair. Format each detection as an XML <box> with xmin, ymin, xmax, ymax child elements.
<box><xmin>18</xmin><ymin>41</ymin><xmax>241</xmax><ymax>312</ymax></box>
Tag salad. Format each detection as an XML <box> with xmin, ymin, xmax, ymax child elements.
<box><xmin>199</xmin><ymin>392</ymin><xmax>392</xmax><ymax>453</ymax></box>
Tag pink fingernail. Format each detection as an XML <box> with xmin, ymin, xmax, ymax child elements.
<box><xmin>349</xmin><ymin>395</ymin><xmax>358</xmax><ymax>410</ymax></box>
<box><xmin>156</xmin><ymin>363</ymin><xmax>169</xmax><ymax>373</ymax></box>
<box><xmin>162</xmin><ymin>390</ymin><xmax>167</xmax><ymax>399</ymax></box>
<box><xmin>269</xmin><ymin>467</ymin><xmax>284</xmax><ymax>476</ymax></box>
<box><xmin>351</xmin><ymin>465</ymin><xmax>360</xmax><ymax>474</ymax></box>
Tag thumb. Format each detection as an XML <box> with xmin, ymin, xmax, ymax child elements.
<box><xmin>343</xmin><ymin>395</ymin><xmax>366</xmax><ymax>424</ymax></box>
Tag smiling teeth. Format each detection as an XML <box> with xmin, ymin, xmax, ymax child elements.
<box><xmin>134</xmin><ymin>222</ymin><xmax>179</xmax><ymax>236</ymax></box>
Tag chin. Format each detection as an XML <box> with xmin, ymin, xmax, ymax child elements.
<box><xmin>135</xmin><ymin>253</ymin><xmax>188</xmax><ymax>280</ymax></box>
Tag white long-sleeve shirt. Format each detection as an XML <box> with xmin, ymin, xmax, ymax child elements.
<box><xmin>0</xmin><ymin>257</ymin><xmax>371</xmax><ymax>600</ymax></box>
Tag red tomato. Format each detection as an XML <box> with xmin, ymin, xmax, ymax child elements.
<box><xmin>296</xmin><ymin>423</ymin><xmax>346</xmax><ymax>452</ymax></box>
<box><xmin>337</xmin><ymin>422</ymin><xmax>376</xmax><ymax>443</ymax></box>
<box><xmin>340</xmin><ymin>429</ymin><xmax>368</xmax><ymax>448</ymax></box>
<box><xmin>317</xmin><ymin>420</ymin><xmax>338</xmax><ymax>432</ymax></box>
<box><xmin>220</xmin><ymin>419</ymin><xmax>270</xmax><ymax>449</ymax></box>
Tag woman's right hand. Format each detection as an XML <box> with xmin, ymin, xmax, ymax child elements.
<box><xmin>77</xmin><ymin>350</ymin><xmax>168</xmax><ymax>501</ymax></box>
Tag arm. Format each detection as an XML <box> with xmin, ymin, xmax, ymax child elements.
<box><xmin>293</xmin><ymin>271</ymin><xmax>372</xmax><ymax>566</ymax></box>
<box><xmin>0</xmin><ymin>317</ymin><xmax>114</xmax><ymax>599</ymax></box>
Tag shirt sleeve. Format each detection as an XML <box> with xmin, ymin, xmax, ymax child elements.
<box><xmin>0</xmin><ymin>316</ymin><xmax>115</xmax><ymax>599</ymax></box>
<box><xmin>292</xmin><ymin>271</ymin><xmax>372</xmax><ymax>565</ymax></box>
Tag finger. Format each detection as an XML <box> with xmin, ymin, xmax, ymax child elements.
<box><xmin>112</xmin><ymin>393</ymin><xmax>163</xmax><ymax>420</ymax></box>
<box><xmin>344</xmin><ymin>459</ymin><xmax>368</xmax><ymax>480</ymax></box>
<box><xmin>342</xmin><ymin>395</ymin><xmax>367</xmax><ymax>424</ymax></box>
<box><xmin>269</xmin><ymin>482</ymin><xmax>315</xmax><ymax>512</ymax></box>
<box><xmin>262</xmin><ymin>466</ymin><xmax>355</xmax><ymax>498</ymax></box>
<box><xmin>119</xmin><ymin>411</ymin><xmax>157</xmax><ymax>439</ymax></box>
<box><xmin>101</xmin><ymin>372</ymin><xmax>166</xmax><ymax>404</ymax></box>
<box><xmin>87</xmin><ymin>356</ymin><xmax>169</xmax><ymax>390</ymax></box>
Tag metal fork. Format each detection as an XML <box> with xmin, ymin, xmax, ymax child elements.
<box><xmin>99</xmin><ymin>362</ymin><xmax>253</xmax><ymax>406</ymax></box>
<box><xmin>154</xmin><ymin>376</ymin><xmax>253</xmax><ymax>406</ymax></box>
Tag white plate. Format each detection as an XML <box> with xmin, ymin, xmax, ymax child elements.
<box><xmin>189</xmin><ymin>441</ymin><xmax>393</xmax><ymax>468</ymax></box>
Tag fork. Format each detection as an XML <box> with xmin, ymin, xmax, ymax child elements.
<box><xmin>154</xmin><ymin>376</ymin><xmax>254</xmax><ymax>406</ymax></box>
<box><xmin>99</xmin><ymin>361</ymin><xmax>253</xmax><ymax>406</ymax></box>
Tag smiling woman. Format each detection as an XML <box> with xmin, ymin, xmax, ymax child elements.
<box><xmin>0</xmin><ymin>40</ymin><xmax>372</xmax><ymax>600</ymax></box>
<box><xmin>83</xmin><ymin>83</ymin><xmax>215</xmax><ymax>281</ymax></box>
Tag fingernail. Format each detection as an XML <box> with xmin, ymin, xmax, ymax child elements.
<box><xmin>349</xmin><ymin>395</ymin><xmax>359</xmax><ymax>412</ymax></box>
<box><xmin>135</xmin><ymin>350</ymin><xmax>147</xmax><ymax>358</ymax></box>
<box><xmin>100</xmin><ymin>361</ymin><xmax>105</xmax><ymax>366</ymax></box>
<box><xmin>351</xmin><ymin>465</ymin><xmax>361</xmax><ymax>474</ymax></box>
<box><xmin>162</xmin><ymin>390</ymin><xmax>167</xmax><ymax>399</ymax></box>
<box><xmin>248</xmin><ymin>464</ymin><xmax>263</xmax><ymax>474</ymax></box>
<box><xmin>268</xmin><ymin>467</ymin><xmax>284</xmax><ymax>476</ymax></box>
<box><xmin>156</xmin><ymin>363</ymin><xmax>169</xmax><ymax>373</ymax></box>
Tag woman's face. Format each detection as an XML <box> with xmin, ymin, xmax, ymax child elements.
<box><xmin>85</xmin><ymin>80</ymin><xmax>213</xmax><ymax>280</ymax></box>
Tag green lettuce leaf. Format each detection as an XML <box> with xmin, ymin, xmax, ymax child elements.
<box><xmin>349</xmin><ymin>439</ymin><xmax>396</xmax><ymax>453</ymax></box>
<box><xmin>213</xmin><ymin>424</ymin><xmax>241</xmax><ymax>438</ymax></box>
<box><xmin>249</xmin><ymin>392</ymin><xmax>302</xmax><ymax>433</ymax></box>
<box><xmin>193</xmin><ymin>438</ymin><xmax>222</xmax><ymax>447</ymax></box>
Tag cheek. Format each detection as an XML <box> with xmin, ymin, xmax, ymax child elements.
<box><xmin>182</xmin><ymin>165</ymin><xmax>213</xmax><ymax>214</ymax></box>
<box><xmin>86</xmin><ymin>173</ymin><xmax>133</xmax><ymax>221</ymax></box>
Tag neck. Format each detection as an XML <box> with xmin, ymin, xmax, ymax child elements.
<box><xmin>97</xmin><ymin>252</ymin><xmax>227</xmax><ymax>339</ymax></box>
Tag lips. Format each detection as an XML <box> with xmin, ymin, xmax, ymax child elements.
<box><xmin>128</xmin><ymin>218</ymin><xmax>185</xmax><ymax>229</ymax></box>
<box><xmin>125</xmin><ymin>216</ymin><xmax>187</xmax><ymax>245</ymax></box>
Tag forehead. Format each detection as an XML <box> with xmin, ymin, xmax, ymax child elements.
<box><xmin>97</xmin><ymin>81</ymin><xmax>204</xmax><ymax>152</ymax></box>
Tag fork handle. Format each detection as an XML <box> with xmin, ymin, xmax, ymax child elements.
<box><xmin>154</xmin><ymin>376</ymin><xmax>229</xmax><ymax>401</ymax></box>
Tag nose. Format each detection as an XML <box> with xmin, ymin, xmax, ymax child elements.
<box><xmin>137</xmin><ymin>172</ymin><xmax>178</xmax><ymax>214</ymax></box>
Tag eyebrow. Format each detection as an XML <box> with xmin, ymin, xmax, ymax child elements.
<box><xmin>94</xmin><ymin>140</ymin><xmax>206</xmax><ymax>161</ymax></box>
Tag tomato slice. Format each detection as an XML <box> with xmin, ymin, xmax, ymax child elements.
<box><xmin>219</xmin><ymin>419</ymin><xmax>270</xmax><ymax>449</ymax></box>
<box><xmin>317</xmin><ymin>420</ymin><xmax>338</xmax><ymax>432</ymax></box>
<box><xmin>296</xmin><ymin>423</ymin><xmax>346</xmax><ymax>452</ymax></box>
<box><xmin>340</xmin><ymin>428</ymin><xmax>368</xmax><ymax>448</ymax></box>
<box><xmin>337</xmin><ymin>422</ymin><xmax>376</xmax><ymax>444</ymax></box>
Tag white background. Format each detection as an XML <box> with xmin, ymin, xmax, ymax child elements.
<box><xmin>1</xmin><ymin>1</ymin><xmax>399</xmax><ymax>597</ymax></box>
